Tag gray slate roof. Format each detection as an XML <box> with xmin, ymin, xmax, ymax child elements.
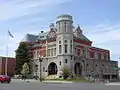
<box><xmin>23</xmin><ymin>34</ymin><xmax>38</xmax><ymax>43</ymax></box>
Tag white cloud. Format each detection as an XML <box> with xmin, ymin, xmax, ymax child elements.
<box><xmin>84</xmin><ymin>24</ymin><xmax>120</xmax><ymax>44</ymax></box>
<box><xmin>0</xmin><ymin>0</ymin><xmax>73</xmax><ymax>21</ymax></box>
<box><xmin>83</xmin><ymin>23</ymin><xmax>120</xmax><ymax>65</ymax></box>
<box><xmin>0</xmin><ymin>0</ymin><xmax>73</xmax><ymax>57</ymax></box>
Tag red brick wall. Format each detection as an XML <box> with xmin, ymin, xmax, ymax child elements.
<box><xmin>73</xmin><ymin>39</ymin><xmax>92</xmax><ymax>46</ymax></box>
<box><xmin>1</xmin><ymin>58</ymin><xmax>5</xmax><ymax>75</ymax></box>
<box><xmin>7</xmin><ymin>58</ymin><xmax>16</xmax><ymax>76</ymax></box>
<box><xmin>40</xmin><ymin>50</ymin><xmax>46</xmax><ymax>57</ymax></box>
<box><xmin>89</xmin><ymin>47</ymin><xmax>110</xmax><ymax>60</ymax></box>
<box><xmin>1</xmin><ymin>57</ymin><xmax>16</xmax><ymax>76</ymax></box>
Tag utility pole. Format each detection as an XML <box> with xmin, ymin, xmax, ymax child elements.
<box><xmin>118</xmin><ymin>57</ymin><xmax>120</xmax><ymax>69</ymax></box>
<box><xmin>39</xmin><ymin>57</ymin><xmax>42</xmax><ymax>82</ymax></box>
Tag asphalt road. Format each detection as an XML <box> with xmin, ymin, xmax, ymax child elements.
<box><xmin>0</xmin><ymin>81</ymin><xmax>120</xmax><ymax>90</ymax></box>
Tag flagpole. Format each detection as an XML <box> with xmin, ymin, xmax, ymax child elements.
<box><xmin>5</xmin><ymin>30</ymin><xmax>9</xmax><ymax>76</ymax></box>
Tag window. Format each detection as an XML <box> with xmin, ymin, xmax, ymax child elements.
<box><xmin>77</xmin><ymin>49</ymin><xmax>80</xmax><ymax>56</ymax></box>
<box><xmin>89</xmin><ymin>51</ymin><xmax>94</xmax><ymax>58</ymax></box>
<box><xmin>59</xmin><ymin>45</ymin><xmax>62</xmax><ymax>54</ymax></box>
<box><xmin>74</xmin><ymin>56</ymin><xmax>76</xmax><ymax>60</ymax></box>
<box><xmin>59</xmin><ymin>41</ymin><xmax>61</xmax><ymax>44</ymax></box>
<box><xmin>65</xmin><ymin>44</ymin><xmax>68</xmax><ymax>53</ymax></box>
<box><xmin>35</xmin><ymin>64</ymin><xmax>38</xmax><ymax>72</ymax></box>
<box><xmin>40</xmin><ymin>36</ymin><xmax>44</xmax><ymax>38</ymax></box>
<box><xmin>48</xmin><ymin>45</ymin><xmax>51</xmax><ymax>48</ymax></box>
<box><xmin>43</xmin><ymin>67</ymin><xmax>45</xmax><ymax>72</ymax></box>
<box><xmin>75</xmin><ymin>48</ymin><xmax>77</xmax><ymax>54</ymax></box>
<box><xmin>60</xmin><ymin>61</ymin><xmax>61</xmax><ymax>65</ymax></box>
<box><xmin>51</xmin><ymin>49</ymin><xmax>53</xmax><ymax>56</ymax></box>
<box><xmin>48</xmin><ymin>49</ymin><xmax>50</xmax><ymax>56</ymax></box>
<box><xmin>64</xmin><ymin>21</ymin><xmax>67</xmax><ymax>32</ymax></box>
<box><xmin>54</xmin><ymin>48</ymin><xmax>56</xmax><ymax>56</ymax></box>
<box><xmin>71</xmin><ymin>56</ymin><xmax>72</xmax><ymax>60</ymax></box>
<box><xmin>65</xmin><ymin>59</ymin><xmax>67</xmax><ymax>63</ymax></box>
<box><xmin>104</xmin><ymin>53</ymin><xmax>108</xmax><ymax>60</ymax></box>
<box><xmin>70</xmin><ymin>45</ymin><xmax>72</xmax><ymax>53</ymax></box>
<box><xmin>37</xmin><ymin>50</ymin><xmax>39</xmax><ymax>57</ymax></box>
<box><xmin>35</xmin><ymin>50</ymin><xmax>37</xmax><ymax>58</ymax></box>
<box><xmin>86</xmin><ymin>64</ymin><xmax>89</xmax><ymax>67</ymax></box>
<box><xmin>64</xmin><ymin>40</ymin><xmax>67</xmax><ymax>43</ymax></box>
<box><xmin>82</xmin><ymin>49</ymin><xmax>86</xmax><ymax>56</ymax></box>
<box><xmin>98</xmin><ymin>53</ymin><xmax>101</xmax><ymax>59</ymax></box>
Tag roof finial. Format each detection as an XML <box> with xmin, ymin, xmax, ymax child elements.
<box><xmin>50</xmin><ymin>23</ymin><xmax>54</xmax><ymax>28</ymax></box>
<box><xmin>77</xmin><ymin>24</ymin><xmax>80</xmax><ymax>29</ymax></box>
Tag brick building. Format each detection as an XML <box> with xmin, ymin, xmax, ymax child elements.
<box><xmin>0</xmin><ymin>56</ymin><xmax>16</xmax><ymax>76</ymax></box>
<box><xmin>22</xmin><ymin>14</ymin><xmax>118</xmax><ymax>80</ymax></box>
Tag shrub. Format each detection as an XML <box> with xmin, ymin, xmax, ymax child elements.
<box><xmin>61</xmin><ymin>66</ymin><xmax>72</xmax><ymax>79</ymax></box>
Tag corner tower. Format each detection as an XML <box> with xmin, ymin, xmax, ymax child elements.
<box><xmin>56</xmin><ymin>14</ymin><xmax>73</xmax><ymax>34</ymax></box>
<box><xmin>56</xmin><ymin>14</ymin><xmax>73</xmax><ymax>71</ymax></box>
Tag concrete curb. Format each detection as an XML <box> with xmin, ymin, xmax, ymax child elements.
<box><xmin>105</xmin><ymin>82</ymin><xmax>120</xmax><ymax>86</ymax></box>
<box><xmin>11</xmin><ymin>79</ymin><xmax>74</xmax><ymax>84</ymax></box>
<box><xmin>42</xmin><ymin>81</ymin><xmax>73</xmax><ymax>84</ymax></box>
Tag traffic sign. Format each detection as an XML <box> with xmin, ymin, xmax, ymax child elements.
<box><xmin>113</xmin><ymin>68</ymin><xmax>120</xmax><ymax>70</ymax></box>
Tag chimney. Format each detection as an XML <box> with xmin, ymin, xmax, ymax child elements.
<box><xmin>41</xmin><ymin>31</ymin><xmax>44</xmax><ymax>33</ymax></box>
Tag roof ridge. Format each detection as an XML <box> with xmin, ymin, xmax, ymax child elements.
<box><xmin>26</xmin><ymin>33</ymin><xmax>38</xmax><ymax>37</ymax></box>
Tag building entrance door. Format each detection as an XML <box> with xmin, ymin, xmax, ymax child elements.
<box><xmin>48</xmin><ymin>62</ymin><xmax>57</xmax><ymax>75</ymax></box>
<box><xmin>74</xmin><ymin>63</ymin><xmax>82</xmax><ymax>76</ymax></box>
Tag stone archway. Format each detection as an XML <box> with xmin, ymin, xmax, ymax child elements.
<box><xmin>74</xmin><ymin>63</ymin><xmax>82</xmax><ymax>76</ymax></box>
<box><xmin>48</xmin><ymin>62</ymin><xmax>57</xmax><ymax>75</ymax></box>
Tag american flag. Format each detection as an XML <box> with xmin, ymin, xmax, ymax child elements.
<box><xmin>8</xmin><ymin>31</ymin><xmax>14</xmax><ymax>38</ymax></box>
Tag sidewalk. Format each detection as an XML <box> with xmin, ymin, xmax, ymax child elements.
<box><xmin>105</xmin><ymin>82</ymin><xmax>120</xmax><ymax>86</ymax></box>
<box><xmin>11</xmin><ymin>79</ymin><xmax>73</xmax><ymax>84</ymax></box>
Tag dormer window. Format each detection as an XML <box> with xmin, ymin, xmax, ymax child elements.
<box><xmin>41</xmin><ymin>31</ymin><xmax>44</xmax><ymax>33</ymax></box>
<box><xmin>40</xmin><ymin>36</ymin><xmax>44</xmax><ymax>38</ymax></box>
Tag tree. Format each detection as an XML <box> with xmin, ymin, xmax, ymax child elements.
<box><xmin>15</xmin><ymin>42</ymin><xmax>30</xmax><ymax>75</ymax></box>
<box><xmin>61</xmin><ymin>66</ymin><xmax>72</xmax><ymax>79</ymax></box>
<box><xmin>21</xmin><ymin>63</ymin><xmax>29</xmax><ymax>80</ymax></box>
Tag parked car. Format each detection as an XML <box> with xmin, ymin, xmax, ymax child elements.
<box><xmin>0</xmin><ymin>75</ymin><xmax>11</xmax><ymax>83</ymax></box>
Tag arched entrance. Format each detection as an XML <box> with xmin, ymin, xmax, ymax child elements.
<box><xmin>74</xmin><ymin>63</ymin><xmax>82</xmax><ymax>76</ymax></box>
<box><xmin>48</xmin><ymin>62</ymin><xmax>57</xmax><ymax>75</ymax></box>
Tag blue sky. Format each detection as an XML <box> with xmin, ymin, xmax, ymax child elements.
<box><xmin>0</xmin><ymin>0</ymin><xmax>120</xmax><ymax>65</ymax></box>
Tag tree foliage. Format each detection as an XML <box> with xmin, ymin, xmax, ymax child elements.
<box><xmin>21</xmin><ymin>63</ymin><xmax>29</xmax><ymax>77</ymax></box>
<box><xmin>61</xmin><ymin>66</ymin><xmax>71</xmax><ymax>79</ymax></box>
<box><xmin>15</xmin><ymin>42</ymin><xmax>30</xmax><ymax>75</ymax></box>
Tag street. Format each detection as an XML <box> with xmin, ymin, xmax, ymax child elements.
<box><xmin>0</xmin><ymin>80</ymin><xmax>120</xmax><ymax>90</ymax></box>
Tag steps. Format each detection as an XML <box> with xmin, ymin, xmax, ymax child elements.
<box><xmin>45</xmin><ymin>75</ymin><xmax>57</xmax><ymax>79</ymax></box>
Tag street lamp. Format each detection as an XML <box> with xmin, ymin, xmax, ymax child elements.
<box><xmin>38</xmin><ymin>55</ymin><xmax>43</xmax><ymax>82</ymax></box>
<box><xmin>35</xmin><ymin>64</ymin><xmax>38</xmax><ymax>80</ymax></box>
